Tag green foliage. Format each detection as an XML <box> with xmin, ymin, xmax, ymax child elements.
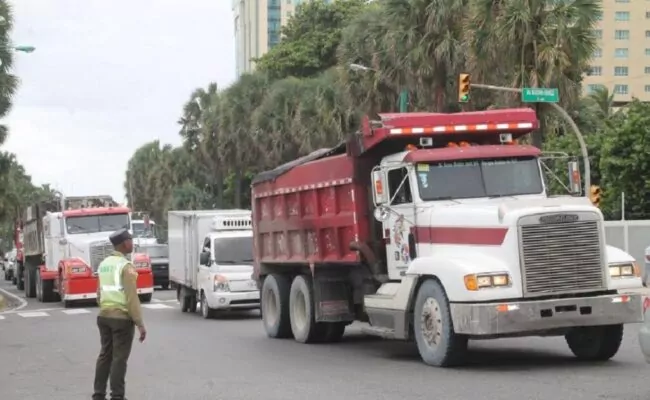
<box><xmin>125</xmin><ymin>0</ymin><xmax>650</xmax><ymax>224</ymax></box>
<box><xmin>599</xmin><ymin>101</ymin><xmax>650</xmax><ymax>220</ymax></box>
<box><xmin>0</xmin><ymin>1</ymin><xmax>18</xmax><ymax>145</ymax></box>
<box><xmin>254</xmin><ymin>0</ymin><xmax>367</xmax><ymax>80</ymax></box>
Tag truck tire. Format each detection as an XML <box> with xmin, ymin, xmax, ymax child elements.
<box><xmin>200</xmin><ymin>293</ymin><xmax>217</xmax><ymax>319</ymax></box>
<box><xmin>16</xmin><ymin>268</ymin><xmax>24</xmax><ymax>290</ymax></box>
<box><xmin>161</xmin><ymin>282</ymin><xmax>169</xmax><ymax>290</ymax></box>
<box><xmin>36</xmin><ymin>270</ymin><xmax>58</xmax><ymax>303</ymax></box>
<box><xmin>139</xmin><ymin>293</ymin><xmax>153</xmax><ymax>303</ymax></box>
<box><xmin>12</xmin><ymin>275</ymin><xmax>17</xmax><ymax>285</ymax></box>
<box><xmin>321</xmin><ymin>322</ymin><xmax>346</xmax><ymax>343</ymax></box>
<box><xmin>261</xmin><ymin>273</ymin><xmax>292</xmax><ymax>339</ymax></box>
<box><xmin>25</xmin><ymin>268</ymin><xmax>36</xmax><ymax>298</ymax></box>
<box><xmin>3</xmin><ymin>271</ymin><xmax>8</xmax><ymax>281</ymax></box>
<box><xmin>289</xmin><ymin>275</ymin><xmax>330</xmax><ymax>343</ymax></box>
<box><xmin>565</xmin><ymin>324</ymin><xmax>624</xmax><ymax>361</ymax></box>
<box><xmin>413</xmin><ymin>279</ymin><xmax>468</xmax><ymax>367</ymax></box>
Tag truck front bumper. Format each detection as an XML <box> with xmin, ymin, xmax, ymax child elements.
<box><xmin>450</xmin><ymin>293</ymin><xmax>644</xmax><ymax>336</ymax></box>
<box><xmin>205</xmin><ymin>290</ymin><xmax>260</xmax><ymax>310</ymax></box>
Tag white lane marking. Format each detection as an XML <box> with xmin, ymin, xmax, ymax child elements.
<box><xmin>18</xmin><ymin>311</ymin><xmax>49</xmax><ymax>318</ymax></box>
<box><xmin>0</xmin><ymin>287</ymin><xmax>28</xmax><ymax>314</ymax></box>
<box><xmin>0</xmin><ymin>315</ymin><xmax>5</xmax><ymax>320</ymax></box>
<box><xmin>141</xmin><ymin>304</ymin><xmax>172</xmax><ymax>309</ymax></box>
<box><xmin>62</xmin><ymin>309</ymin><xmax>91</xmax><ymax>315</ymax></box>
<box><xmin>1</xmin><ymin>307</ymin><xmax>65</xmax><ymax>315</ymax></box>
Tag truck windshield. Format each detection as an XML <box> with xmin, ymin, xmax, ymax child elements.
<box><xmin>213</xmin><ymin>237</ymin><xmax>253</xmax><ymax>265</ymax></box>
<box><xmin>132</xmin><ymin>222</ymin><xmax>156</xmax><ymax>238</ymax></box>
<box><xmin>416</xmin><ymin>157</ymin><xmax>543</xmax><ymax>201</ymax></box>
<box><xmin>66</xmin><ymin>213</ymin><xmax>130</xmax><ymax>234</ymax></box>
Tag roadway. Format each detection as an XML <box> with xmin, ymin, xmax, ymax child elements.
<box><xmin>1</xmin><ymin>279</ymin><xmax>650</xmax><ymax>400</ymax></box>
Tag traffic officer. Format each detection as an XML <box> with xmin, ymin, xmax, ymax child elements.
<box><xmin>92</xmin><ymin>228</ymin><xmax>147</xmax><ymax>400</ymax></box>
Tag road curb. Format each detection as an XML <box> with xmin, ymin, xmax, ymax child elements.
<box><xmin>0</xmin><ymin>287</ymin><xmax>28</xmax><ymax>314</ymax></box>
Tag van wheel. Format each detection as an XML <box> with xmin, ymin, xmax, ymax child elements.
<box><xmin>200</xmin><ymin>293</ymin><xmax>217</xmax><ymax>319</ymax></box>
<box><xmin>261</xmin><ymin>274</ymin><xmax>292</xmax><ymax>338</ymax></box>
<box><xmin>565</xmin><ymin>325</ymin><xmax>623</xmax><ymax>361</ymax></box>
<box><xmin>413</xmin><ymin>279</ymin><xmax>468</xmax><ymax>367</ymax></box>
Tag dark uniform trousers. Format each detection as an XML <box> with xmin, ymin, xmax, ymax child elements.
<box><xmin>92</xmin><ymin>316</ymin><xmax>136</xmax><ymax>400</ymax></box>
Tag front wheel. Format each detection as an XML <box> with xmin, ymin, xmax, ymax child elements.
<box><xmin>200</xmin><ymin>293</ymin><xmax>217</xmax><ymax>319</ymax></box>
<box><xmin>413</xmin><ymin>279</ymin><xmax>468</xmax><ymax>367</ymax></box>
<box><xmin>565</xmin><ymin>325</ymin><xmax>624</xmax><ymax>361</ymax></box>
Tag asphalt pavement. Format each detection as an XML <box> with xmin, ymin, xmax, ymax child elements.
<box><xmin>1</xmin><ymin>280</ymin><xmax>650</xmax><ymax>400</ymax></box>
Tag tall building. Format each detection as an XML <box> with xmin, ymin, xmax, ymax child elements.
<box><xmin>583</xmin><ymin>0</ymin><xmax>650</xmax><ymax>103</ymax></box>
<box><xmin>232</xmin><ymin>0</ymin><xmax>332</xmax><ymax>77</ymax></box>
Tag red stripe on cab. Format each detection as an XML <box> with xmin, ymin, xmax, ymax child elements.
<box><xmin>414</xmin><ymin>226</ymin><xmax>508</xmax><ymax>246</ymax></box>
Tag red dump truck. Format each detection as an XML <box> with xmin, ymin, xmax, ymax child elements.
<box><xmin>251</xmin><ymin>108</ymin><xmax>644</xmax><ymax>367</ymax></box>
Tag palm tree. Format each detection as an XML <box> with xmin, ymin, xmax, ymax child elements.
<box><xmin>464</xmin><ymin>0</ymin><xmax>601</xmax><ymax>146</ymax></box>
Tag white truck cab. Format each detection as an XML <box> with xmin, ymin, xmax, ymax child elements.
<box><xmin>170</xmin><ymin>210</ymin><xmax>259</xmax><ymax>319</ymax></box>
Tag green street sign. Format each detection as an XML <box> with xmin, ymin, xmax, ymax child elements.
<box><xmin>521</xmin><ymin>88</ymin><xmax>559</xmax><ymax>103</ymax></box>
<box><xmin>13</xmin><ymin>45</ymin><xmax>35</xmax><ymax>53</ymax></box>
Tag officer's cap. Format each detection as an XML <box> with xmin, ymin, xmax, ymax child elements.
<box><xmin>109</xmin><ymin>228</ymin><xmax>132</xmax><ymax>246</ymax></box>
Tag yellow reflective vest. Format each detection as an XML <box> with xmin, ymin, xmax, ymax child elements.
<box><xmin>97</xmin><ymin>255</ymin><xmax>131</xmax><ymax>312</ymax></box>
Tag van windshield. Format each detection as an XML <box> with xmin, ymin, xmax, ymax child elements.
<box><xmin>415</xmin><ymin>157</ymin><xmax>543</xmax><ymax>201</ymax></box>
<box><xmin>132</xmin><ymin>222</ymin><xmax>156</xmax><ymax>238</ymax></box>
<box><xmin>66</xmin><ymin>213</ymin><xmax>130</xmax><ymax>234</ymax></box>
<box><xmin>213</xmin><ymin>237</ymin><xmax>253</xmax><ymax>265</ymax></box>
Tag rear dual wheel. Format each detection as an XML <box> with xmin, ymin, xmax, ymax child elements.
<box><xmin>261</xmin><ymin>273</ymin><xmax>345</xmax><ymax>343</ymax></box>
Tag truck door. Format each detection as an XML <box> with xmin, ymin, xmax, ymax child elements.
<box><xmin>197</xmin><ymin>236</ymin><xmax>212</xmax><ymax>292</ymax></box>
<box><xmin>384</xmin><ymin>166</ymin><xmax>416</xmax><ymax>280</ymax></box>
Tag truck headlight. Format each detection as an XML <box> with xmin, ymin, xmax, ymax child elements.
<box><xmin>464</xmin><ymin>273</ymin><xmax>511</xmax><ymax>291</ymax></box>
<box><xmin>609</xmin><ymin>262</ymin><xmax>639</xmax><ymax>278</ymax></box>
<box><xmin>213</xmin><ymin>274</ymin><xmax>230</xmax><ymax>292</ymax></box>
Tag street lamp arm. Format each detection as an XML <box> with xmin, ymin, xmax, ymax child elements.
<box><xmin>470</xmin><ymin>83</ymin><xmax>590</xmax><ymax>194</ymax></box>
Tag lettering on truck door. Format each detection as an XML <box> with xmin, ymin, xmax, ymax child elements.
<box><xmin>384</xmin><ymin>166</ymin><xmax>416</xmax><ymax>280</ymax></box>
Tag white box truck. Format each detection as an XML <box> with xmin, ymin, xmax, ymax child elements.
<box><xmin>169</xmin><ymin>209</ymin><xmax>260</xmax><ymax>319</ymax></box>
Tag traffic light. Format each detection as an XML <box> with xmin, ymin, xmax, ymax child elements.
<box><xmin>458</xmin><ymin>73</ymin><xmax>470</xmax><ymax>103</ymax></box>
<box><xmin>589</xmin><ymin>185</ymin><xmax>601</xmax><ymax>207</ymax></box>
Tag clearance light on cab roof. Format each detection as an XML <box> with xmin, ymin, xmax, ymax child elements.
<box><xmin>388</xmin><ymin>122</ymin><xmax>534</xmax><ymax>135</ymax></box>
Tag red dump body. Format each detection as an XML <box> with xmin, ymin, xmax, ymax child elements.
<box><xmin>251</xmin><ymin>108</ymin><xmax>539</xmax><ymax>269</ymax></box>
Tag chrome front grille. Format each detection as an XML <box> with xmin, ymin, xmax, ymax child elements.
<box><xmin>89</xmin><ymin>241</ymin><xmax>113</xmax><ymax>272</ymax></box>
<box><xmin>519</xmin><ymin>212</ymin><xmax>605</xmax><ymax>297</ymax></box>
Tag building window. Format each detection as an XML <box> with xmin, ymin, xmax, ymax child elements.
<box><xmin>267</xmin><ymin>0</ymin><xmax>281</xmax><ymax>49</ymax></box>
<box><xmin>647</xmin><ymin>11</ymin><xmax>650</xmax><ymax>18</ymax></box>
<box><xmin>615</xmin><ymin>30</ymin><xmax>630</xmax><ymax>40</ymax></box>
<box><xmin>645</xmin><ymin>85</ymin><xmax>650</xmax><ymax>92</ymax></box>
<box><xmin>594</xmin><ymin>29</ymin><xmax>602</xmax><ymax>39</ymax></box>
<box><xmin>615</xmin><ymin>12</ymin><xmax>630</xmax><ymax>21</ymax></box>
<box><xmin>593</xmin><ymin>48</ymin><xmax>602</xmax><ymax>58</ymax></box>
<box><xmin>589</xmin><ymin>66</ymin><xmax>602</xmax><ymax>76</ymax></box>
<box><xmin>646</xmin><ymin>48</ymin><xmax>650</xmax><ymax>56</ymax></box>
<box><xmin>645</xmin><ymin>66</ymin><xmax>650</xmax><ymax>74</ymax></box>
<box><xmin>615</xmin><ymin>0</ymin><xmax>629</xmax><ymax>2</ymax></box>
<box><xmin>614</xmin><ymin>66</ymin><xmax>628</xmax><ymax>76</ymax></box>
<box><xmin>614</xmin><ymin>84</ymin><xmax>628</xmax><ymax>95</ymax></box>
<box><xmin>587</xmin><ymin>84</ymin><xmax>605</xmax><ymax>94</ymax></box>
<box><xmin>615</xmin><ymin>48</ymin><xmax>628</xmax><ymax>58</ymax></box>
<box><xmin>647</xmin><ymin>30</ymin><xmax>650</xmax><ymax>38</ymax></box>
<box><xmin>595</xmin><ymin>11</ymin><xmax>602</xmax><ymax>20</ymax></box>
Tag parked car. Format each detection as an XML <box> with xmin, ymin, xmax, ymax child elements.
<box><xmin>3</xmin><ymin>249</ymin><xmax>16</xmax><ymax>282</ymax></box>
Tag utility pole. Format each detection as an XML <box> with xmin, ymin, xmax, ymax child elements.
<box><xmin>470</xmin><ymin>82</ymin><xmax>590</xmax><ymax>194</ymax></box>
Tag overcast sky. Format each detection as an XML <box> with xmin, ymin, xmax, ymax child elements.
<box><xmin>2</xmin><ymin>0</ymin><xmax>234</xmax><ymax>203</ymax></box>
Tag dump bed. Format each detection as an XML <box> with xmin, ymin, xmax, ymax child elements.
<box><xmin>23</xmin><ymin>200</ymin><xmax>62</xmax><ymax>257</ymax></box>
<box><xmin>252</xmin><ymin>149</ymin><xmax>375</xmax><ymax>267</ymax></box>
<box><xmin>168</xmin><ymin>210</ymin><xmax>220</xmax><ymax>289</ymax></box>
<box><xmin>251</xmin><ymin>108</ymin><xmax>539</xmax><ymax>269</ymax></box>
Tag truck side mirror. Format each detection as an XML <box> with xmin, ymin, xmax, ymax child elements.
<box><xmin>199</xmin><ymin>251</ymin><xmax>211</xmax><ymax>266</ymax></box>
<box><xmin>372</xmin><ymin>170</ymin><xmax>388</xmax><ymax>205</ymax></box>
<box><xmin>567</xmin><ymin>161</ymin><xmax>581</xmax><ymax>195</ymax></box>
